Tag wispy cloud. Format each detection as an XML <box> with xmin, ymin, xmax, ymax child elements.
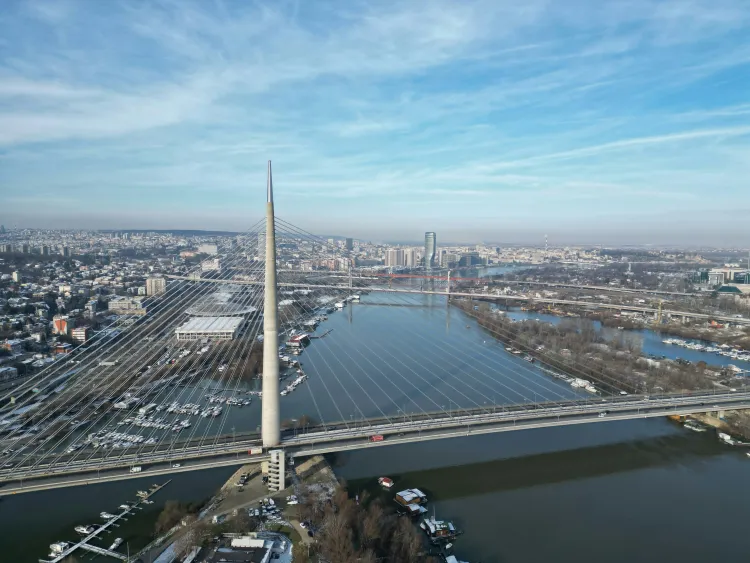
<box><xmin>0</xmin><ymin>0</ymin><xmax>749</xmax><ymax>243</ymax></box>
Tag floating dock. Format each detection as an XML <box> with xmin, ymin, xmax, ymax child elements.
<box><xmin>39</xmin><ymin>480</ymin><xmax>171</xmax><ymax>563</ymax></box>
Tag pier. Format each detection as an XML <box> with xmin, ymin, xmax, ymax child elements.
<box><xmin>39</xmin><ymin>480</ymin><xmax>171</xmax><ymax>563</ymax></box>
<box><xmin>309</xmin><ymin>329</ymin><xmax>333</xmax><ymax>339</ymax></box>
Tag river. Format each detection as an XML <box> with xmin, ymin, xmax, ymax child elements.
<box><xmin>3</xmin><ymin>292</ymin><xmax>749</xmax><ymax>561</ymax></box>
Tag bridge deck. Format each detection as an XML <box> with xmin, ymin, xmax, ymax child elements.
<box><xmin>4</xmin><ymin>392</ymin><xmax>748</xmax><ymax>496</ymax></box>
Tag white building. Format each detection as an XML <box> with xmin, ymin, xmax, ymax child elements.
<box><xmin>146</xmin><ymin>277</ymin><xmax>166</xmax><ymax>296</ymax></box>
<box><xmin>385</xmin><ymin>249</ymin><xmax>405</xmax><ymax>267</ymax></box>
<box><xmin>201</xmin><ymin>258</ymin><xmax>221</xmax><ymax>272</ymax></box>
<box><xmin>267</xmin><ymin>449</ymin><xmax>286</xmax><ymax>491</ymax></box>
<box><xmin>71</xmin><ymin>327</ymin><xmax>90</xmax><ymax>343</ymax></box>
<box><xmin>175</xmin><ymin>317</ymin><xmax>243</xmax><ymax>341</ymax></box>
<box><xmin>404</xmin><ymin>248</ymin><xmax>418</xmax><ymax>267</ymax></box>
<box><xmin>108</xmin><ymin>296</ymin><xmax>146</xmax><ymax>316</ymax></box>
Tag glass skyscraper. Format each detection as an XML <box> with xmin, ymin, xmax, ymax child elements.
<box><xmin>424</xmin><ymin>232</ymin><xmax>436</xmax><ymax>270</ymax></box>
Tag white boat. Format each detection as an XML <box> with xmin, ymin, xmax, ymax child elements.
<box><xmin>109</xmin><ymin>537</ymin><xmax>124</xmax><ymax>550</ymax></box>
<box><xmin>49</xmin><ymin>542</ymin><xmax>70</xmax><ymax>556</ymax></box>
<box><xmin>100</xmin><ymin>511</ymin><xmax>116</xmax><ymax>519</ymax></box>
<box><xmin>74</xmin><ymin>524</ymin><xmax>96</xmax><ymax>535</ymax></box>
<box><xmin>718</xmin><ymin>432</ymin><xmax>735</xmax><ymax>445</ymax></box>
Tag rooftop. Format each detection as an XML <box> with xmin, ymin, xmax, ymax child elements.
<box><xmin>176</xmin><ymin>316</ymin><xmax>244</xmax><ymax>333</ymax></box>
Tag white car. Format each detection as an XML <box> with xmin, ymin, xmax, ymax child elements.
<box><xmin>300</xmin><ymin>521</ymin><xmax>307</xmax><ymax>529</ymax></box>
<box><xmin>288</xmin><ymin>500</ymin><xmax>298</xmax><ymax>505</ymax></box>
<box><xmin>172</xmin><ymin>463</ymin><xmax>181</xmax><ymax>468</ymax></box>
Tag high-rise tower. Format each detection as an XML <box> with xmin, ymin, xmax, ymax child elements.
<box><xmin>262</xmin><ymin>161</ymin><xmax>280</xmax><ymax>447</ymax></box>
<box><xmin>424</xmin><ymin>232</ymin><xmax>436</xmax><ymax>270</ymax></box>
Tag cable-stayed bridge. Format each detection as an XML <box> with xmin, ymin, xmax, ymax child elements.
<box><xmin>0</xmin><ymin>162</ymin><xmax>744</xmax><ymax>495</ymax></box>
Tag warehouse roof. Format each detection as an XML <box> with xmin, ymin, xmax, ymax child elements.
<box><xmin>176</xmin><ymin>317</ymin><xmax>243</xmax><ymax>333</ymax></box>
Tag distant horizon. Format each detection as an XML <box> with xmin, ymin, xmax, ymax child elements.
<box><xmin>1</xmin><ymin>224</ymin><xmax>748</xmax><ymax>252</ymax></box>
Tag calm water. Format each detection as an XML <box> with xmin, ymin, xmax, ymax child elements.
<box><xmin>505</xmin><ymin>310</ymin><xmax>750</xmax><ymax>369</ymax></box>
<box><xmin>3</xmin><ymin>294</ymin><xmax>750</xmax><ymax>561</ymax></box>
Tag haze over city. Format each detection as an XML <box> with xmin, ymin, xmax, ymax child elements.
<box><xmin>1</xmin><ymin>0</ymin><xmax>749</xmax><ymax>243</ymax></box>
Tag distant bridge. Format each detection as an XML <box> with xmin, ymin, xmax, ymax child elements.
<box><xmin>164</xmin><ymin>274</ymin><xmax>750</xmax><ymax>325</ymax></box>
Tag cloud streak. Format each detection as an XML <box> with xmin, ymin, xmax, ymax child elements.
<box><xmin>0</xmin><ymin>0</ymin><xmax>749</xmax><ymax>243</ymax></box>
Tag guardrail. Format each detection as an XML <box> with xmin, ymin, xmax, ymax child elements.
<box><xmin>4</xmin><ymin>390</ymin><xmax>747</xmax><ymax>486</ymax></box>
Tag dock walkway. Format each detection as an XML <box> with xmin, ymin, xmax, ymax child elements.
<box><xmin>39</xmin><ymin>480</ymin><xmax>171</xmax><ymax>563</ymax></box>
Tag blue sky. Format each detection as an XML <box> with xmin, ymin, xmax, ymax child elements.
<box><xmin>1</xmin><ymin>0</ymin><xmax>749</xmax><ymax>245</ymax></box>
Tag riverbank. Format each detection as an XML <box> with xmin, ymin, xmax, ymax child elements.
<box><xmin>512</xmin><ymin>301</ymin><xmax>750</xmax><ymax>351</ymax></box>
<box><xmin>453</xmin><ymin>298</ymin><xmax>735</xmax><ymax>395</ymax></box>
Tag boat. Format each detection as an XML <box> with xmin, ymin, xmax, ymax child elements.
<box><xmin>395</xmin><ymin>488</ymin><xmax>428</xmax><ymax>507</ymax></box>
<box><xmin>683</xmin><ymin>420</ymin><xmax>707</xmax><ymax>432</ymax></box>
<box><xmin>74</xmin><ymin>524</ymin><xmax>96</xmax><ymax>535</ymax></box>
<box><xmin>718</xmin><ymin>432</ymin><xmax>736</xmax><ymax>445</ymax></box>
<box><xmin>109</xmin><ymin>537</ymin><xmax>124</xmax><ymax>550</ymax></box>
<box><xmin>378</xmin><ymin>476</ymin><xmax>394</xmax><ymax>489</ymax></box>
<box><xmin>119</xmin><ymin>504</ymin><xmax>131</xmax><ymax>510</ymax></box>
<box><xmin>420</xmin><ymin>515</ymin><xmax>462</xmax><ymax>543</ymax></box>
<box><xmin>400</xmin><ymin>503</ymin><xmax>428</xmax><ymax>517</ymax></box>
<box><xmin>136</xmin><ymin>490</ymin><xmax>149</xmax><ymax>498</ymax></box>
<box><xmin>100</xmin><ymin>511</ymin><xmax>116</xmax><ymax>520</ymax></box>
<box><xmin>49</xmin><ymin>542</ymin><xmax>70</xmax><ymax>556</ymax></box>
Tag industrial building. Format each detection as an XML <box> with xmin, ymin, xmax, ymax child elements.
<box><xmin>175</xmin><ymin>316</ymin><xmax>244</xmax><ymax>341</ymax></box>
<box><xmin>108</xmin><ymin>296</ymin><xmax>147</xmax><ymax>316</ymax></box>
<box><xmin>197</xmin><ymin>243</ymin><xmax>218</xmax><ymax>255</ymax></box>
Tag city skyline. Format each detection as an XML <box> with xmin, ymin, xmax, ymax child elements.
<box><xmin>1</xmin><ymin>1</ymin><xmax>750</xmax><ymax>244</ymax></box>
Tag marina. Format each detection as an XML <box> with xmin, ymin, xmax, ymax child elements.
<box><xmin>39</xmin><ymin>480</ymin><xmax>171</xmax><ymax>563</ymax></box>
<box><xmin>662</xmin><ymin>338</ymin><xmax>750</xmax><ymax>370</ymax></box>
